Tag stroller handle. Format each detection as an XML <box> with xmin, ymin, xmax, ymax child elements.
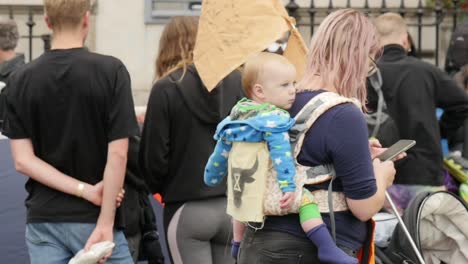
<box><xmin>385</xmin><ymin>191</ymin><xmax>426</xmax><ymax>264</ymax></box>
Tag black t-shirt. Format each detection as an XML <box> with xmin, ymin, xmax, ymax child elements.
<box><xmin>3</xmin><ymin>48</ymin><xmax>139</xmax><ymax>224</ymax></box>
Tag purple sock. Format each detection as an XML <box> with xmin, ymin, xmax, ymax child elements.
<box><xmin>306</xmin><ymin>224</ymin><xmax>358</xmax><ymax>264</ymax></box>
<box><xmin>231</xmin><ymin>240</ymin><xmax>240</xmax><ymax>259</ymax></box>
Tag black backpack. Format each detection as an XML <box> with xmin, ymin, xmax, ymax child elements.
<box><xmin>445</xmin><ymin>21</ymin><xmax>468</xmax><ymax>74</ymax></box>
<box><xmin>366</xmin><ymin>69</ymin><xmax>400</xmax><ymax>147</ymax></box>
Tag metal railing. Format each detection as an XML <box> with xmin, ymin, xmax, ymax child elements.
<box><xmin>0</xmin><ymin>4</ymin><xmax>50</xmax><ymax>62</ymax></box>
<box><xmin>0</xmin><ymin>1</ymin><xmax>96</xmax><ymax>62</ymax></box>
<box><xmin>285</xmin><ymin>0</ymin><xmax>468</xmax><ymax>66</ymax></box>
<box><xmin>2</xmin><ymin>1</ymin><xmax>468</xmax><ymax>66</ymax></box>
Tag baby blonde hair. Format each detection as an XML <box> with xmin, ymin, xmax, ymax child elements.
<box><xmin>242</xmin><ymin>52</ymin><xmax>294</xmax><ymax>97</ymax></box>
<box><xmin>299</xmin><ymin>9</ymin><xmax>380</xmax><ymax>107</ymax></box>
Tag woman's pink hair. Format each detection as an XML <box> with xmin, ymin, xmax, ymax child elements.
<box><xmin>299</xmin><ymin>9</ymin><xmax>380</xmax><ymax>107</ymax></box>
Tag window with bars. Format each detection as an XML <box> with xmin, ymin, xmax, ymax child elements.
<box><xmin>145</xmin><ymin>0</ymin><xmax>201</xmax><ymax>24</ymax></box>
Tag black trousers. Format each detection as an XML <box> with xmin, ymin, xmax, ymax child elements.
<box><xmin>237</xmin><ymin>227</ymin><xmax>357</xmax><ymax>264</ymax></box>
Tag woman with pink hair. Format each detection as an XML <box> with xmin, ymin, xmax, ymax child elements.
<box><xmin>237</xmin><ymin>9</ymin><xmax>396</xmax><ymax>263</ymax></box>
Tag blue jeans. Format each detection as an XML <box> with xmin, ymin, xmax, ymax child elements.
<box><xmin>26</xmin><ymin>223</ymin><xmax>132</xmax><ymax>264</ymax></box>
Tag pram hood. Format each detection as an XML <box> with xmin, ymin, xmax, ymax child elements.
<box><xmin>384</xmin><ymin>191</ymin><xmax>468</xmax><ymax>264</ymax></box>
<box><xmin>419</xmin><ymin>192</ymin><xmax>468</xmax><ymax>264</ymax></box>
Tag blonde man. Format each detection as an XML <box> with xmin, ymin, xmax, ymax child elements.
<box><xmin>371</xmin><ymin>13</ymin><xmax>468</xmax><ymax>211</ymax></box>
<box><xmin>3</xmin><ymin>0</ymin><xmax>138</xmax><ymax>263</ymax></box>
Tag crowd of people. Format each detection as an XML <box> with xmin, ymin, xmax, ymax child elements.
<box><xmin>0</xmin><ymin>0</ymin><xmax>467</xmax><ymax>264</ymax></box>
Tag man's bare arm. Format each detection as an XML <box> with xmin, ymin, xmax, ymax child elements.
<box><xmin>10</xmin><ymin>138</ymin><xmax>102</xmax><ymax>204</ymax></box>
<box><xmin>97</xmin><ymin>138</ymin><xmax>128</xmax><ymax>226</ymax></box>
<box><xmin>84</xmin><ymin>138</ymin><xmax>128</xmax><ymax>252</ymax></box>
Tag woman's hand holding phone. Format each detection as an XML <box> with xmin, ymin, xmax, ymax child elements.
<box><xmin>375</xmin><ymin>140</ymin><xmax>415</xmax><ymax>162</ymax></box>
<box><xmin>369</xmin><ymin>139</ymin><xmax>409</xmax><ymax>162</ymax></box>
<box><xmin>373</xmin><ymin>159</ymin><xmax>396</xmax><ymax>188</ymax></box>
<box><xmin>369</xmin><ymin>139</ymin><xmax>384</xmax><ymax>159</ymax></box>
<box><xmin>371</xmin><ymin>139</ymin><xmax>415</xmax><ymax>189</ymax></box>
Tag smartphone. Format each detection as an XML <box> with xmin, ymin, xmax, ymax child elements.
<box><xmin>376</xmin><ymin>140</ymin><xmax>416</xmax><ymax>161</ymax></box>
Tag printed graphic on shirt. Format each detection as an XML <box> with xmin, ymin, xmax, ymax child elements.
<box><xmin>231</xmin><ymin>157</ymin><xmax>259</xmax><ymax>208</ymax></box>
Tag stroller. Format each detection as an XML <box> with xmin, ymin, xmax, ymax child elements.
<box><xmin>375</xmin><ymin>191</ymin><xmax>468</xmax><ymax>264</ymax></box>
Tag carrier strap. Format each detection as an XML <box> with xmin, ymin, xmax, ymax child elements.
<box><xmin>290</xmin><ymin>92</ymin><xmax>360</xmax><ymax>241</ymax></box>
<box><xmin>328</xmin><ymin>174</ymin><xmax>337</xmax><ymax>241</ymax></box>
<box><xmin>290</xmin><ymin>92</ymin><xmax>361</xmax><ymax>159</ymax></box>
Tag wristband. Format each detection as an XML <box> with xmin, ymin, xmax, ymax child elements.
<box><xmin>76</xmin><ymin>182</ymin><xmax>85</xmax><ymax>198</ymax></box>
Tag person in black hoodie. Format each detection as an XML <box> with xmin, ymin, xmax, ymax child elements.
<box><xmin>371</xmin><ymin>13</ymin><xmax>468</xmax><ymax>211</ymax></box>
<box><xmin>139</xmin><ymin>17</ymin><xmax>243</xmax><ymax>264</ymax></box>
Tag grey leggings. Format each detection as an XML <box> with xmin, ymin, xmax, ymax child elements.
<box><xmin>166</xmin><ymin>197</ymin><xmax>235</xmax><ymax>264</ymax></box>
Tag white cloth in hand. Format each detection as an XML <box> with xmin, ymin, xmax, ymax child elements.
<box><xmin>69</xmin><ymin>241</ymin><xmax>115</xmax><ymax>264</ymax></box>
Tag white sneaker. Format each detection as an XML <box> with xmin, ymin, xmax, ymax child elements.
<box><xmin>69</xmin><ymin>241</ymin><xmax>115</xmax><ymax>264</ymax></box>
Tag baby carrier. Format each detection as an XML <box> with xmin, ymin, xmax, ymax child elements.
<box><xmin>226</xmin><ymin>92</ymin><xmax>359</xmax><ymax>222</ymax></box>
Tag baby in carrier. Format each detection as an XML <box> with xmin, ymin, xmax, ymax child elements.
<box><xmin>204</xmin><ymin>52</ymin><xmax>357</xmax><ymax>264</ymax></box>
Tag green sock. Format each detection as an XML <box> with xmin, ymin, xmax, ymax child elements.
<box><xmin>299</xmin><ymin>202</ymin><xmax>321</xmax><ymax>224</ymax></box>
